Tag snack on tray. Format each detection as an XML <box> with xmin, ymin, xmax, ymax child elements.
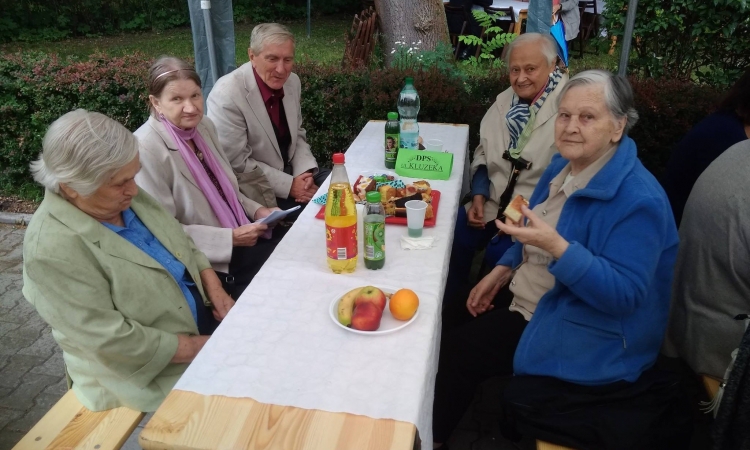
<box><xmin>503</xmin><ymin>194</ymin><xmax>529</xmax><ymax>224</ymax></box>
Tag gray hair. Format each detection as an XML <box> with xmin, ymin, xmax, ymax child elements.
<box><xmin>249</xmin><ymin>23</ymin><xmax>295</xmax><ymax>55</ymax></box>
<box><xmin>30</xmin><ymin>110</ymin><xmax>139</xmax><ymax>196</ymax></box>
<box><xmin>503</xmin><ymin>32</ymin><xmax>558</xmax><ymax>66</ymax></box>
<box><xmin>147</xmin><ymin>56</ymin><xmax>201</xmax><ymax>119</ymax></box>
<box><xmin>557</xmin><ymin>70</ymin><xmax>639</xmax><ymax>134</ymax></box>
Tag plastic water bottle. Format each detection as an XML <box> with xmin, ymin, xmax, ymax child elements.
<box><xmin>363</xmin><ymin>191</ymin><xmax>385</xmax><ymax>270</ymax></box>
<box><xmin>325</xmin><ymin>153</ymin><xmax>357</xmax><ymax>273</ymax></box>
<box><xmin>397</xmin><ymin>77</ymin><xmax>420</xmax><ymax>149</ymax></box>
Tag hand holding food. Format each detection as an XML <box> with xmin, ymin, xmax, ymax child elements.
<box><xmin>503</xmin><ymin>194</ymin><xmax>529</xmax><ymax>224</ymax></box>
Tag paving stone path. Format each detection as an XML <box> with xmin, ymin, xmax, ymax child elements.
<box><xmin>0</xmin><ymin>224</ymin><xmax>68</xmax><ymax>450</ymax></box>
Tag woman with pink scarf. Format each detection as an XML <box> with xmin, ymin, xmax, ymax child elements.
<box><xmin>135</xmin><ymin>57</ymin><xmax>281</xmax><ymax>299</ymax></box>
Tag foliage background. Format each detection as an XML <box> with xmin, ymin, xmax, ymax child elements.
<box><xmin>603</xmin><ymin>0</ymin><xmax>750</xmax><ymax>85</ymax></box>
<box><xmin>0</xmin><ymin>52</ymin><xmax>718</xmax><ymax>200</ymax></box>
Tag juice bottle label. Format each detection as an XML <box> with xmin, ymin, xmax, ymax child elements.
<box><xmin>364</xmin><ymin>221</ymin><xmax>385</xmax><ymax>261</ymax></box>
<box><xmin>385</xmin><ymin>133</ymin><xmax>399</xmax><ymax>164</ymax></box>
<box><xmin>326</xmin><ymin>224</ymin><xmax>358</xmax><ymax>260</ymax></box>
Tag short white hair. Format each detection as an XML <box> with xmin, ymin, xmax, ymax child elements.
<box><xmin>503</xmin><ymin>32</ymin><xmax>558</xmax><ymax>66</ymax></box>
<box><xmin>249</xmin><ymin>23</ymin><xmax>295</xmax><ymax>55</ymax></box>
<box><xmin>30</xmin><ymin>109</ymin><xmax>139</xmax><ymax>196</ymax></box>
<box><xmin>558</xmin><ymin>70</ymin><xmax>640</xmax><ymax>134</ymax></box>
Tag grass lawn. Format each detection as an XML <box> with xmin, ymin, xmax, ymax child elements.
<box><xmin>0</xmin><ymin>16</ymin><xmax>351</xmax><ymax>66</ymax></box>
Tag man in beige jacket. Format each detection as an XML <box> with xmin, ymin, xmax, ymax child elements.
<box><xmin>207</xmin><ymin>23</ymin><xmax>329</xmax><ymax>214</ymax></box>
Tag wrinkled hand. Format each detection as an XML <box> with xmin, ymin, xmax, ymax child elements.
<box><xmin>467</xmin><ymin>265</ymin><xmax>512</xmax><ymax>317</ymax></box>
<box><xmin>495</xmin><ymin>205</ymin><xmax>569</xmax><ymax>258</ymax></box>
<box><xmin>290</xmin><ymin>172</ymin><xmax>318</xmax><ymax>203</ymax></box>
<box><xmin>232</xmin><ymin>222</ymin><xmax>268</xmax><ymax>246</ymax></box>
<box><xmin>209</xmin><ymin>289</ymin><xmax>235</xmax><ymax>321</ymax></box>
<box><xmin>253</xmin><ymin>206</ymin><xmax>281</xmax><ymax>221</ymax></box>
<box><xmin>198</xmin><ymin>269</ymin><xmax>236</xmax><ymax>322</ymax></box>
<box><xmin>467</xmin><ymin>195</ymin><xmax>486</xmax><ymax>229</ymax></box>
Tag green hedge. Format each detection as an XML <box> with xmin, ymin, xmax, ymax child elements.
<box><xmin>0</xmin><ymin>52</ymin><xmax>718</xmax><ymax>200</ymax></box>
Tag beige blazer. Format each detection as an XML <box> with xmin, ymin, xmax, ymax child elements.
<box><xmin>134</xmin><ymin>116</ymin><xmax>263</xmax><ymax>274</ymax></box>
<box><xmin>23</xmin><ymin>189</ymin><xmax>211</xmax><ymax>412</ymax></box>
<box><xmin>206</xmin><ymin>62</ymin><xmax>319</xmax><ymax>199</ymax></box>
<box><xmin>470</xmin><ymin>74</ymin><xmax>568</xmax><ymax>219</ymax></box>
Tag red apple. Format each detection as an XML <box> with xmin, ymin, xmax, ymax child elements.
<box><xmin>354</xmin><ymin>286</ymin><xmax>387</xmax><ymax>311</ymax></box>
<box><xmin>351</xmin><ymin>302</ymin><xmax>383</xmax><ymax>331</ymax></box>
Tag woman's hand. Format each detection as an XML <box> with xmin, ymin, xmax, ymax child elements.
<box><xmin>199</xmin><ymin>269</ymin><xmax>235</xmax><ymax>321</ymax></box>
<box><xmin>496</xmin><ymin>205</ymin><xmax>569</xmax><ymax>259</ymax></box>
<box><xmin>467</xmin><ymin>265</ymin><xmax>512</xmax><ymax>317</ymax></box>
<box><xmin>232</xmin><ymin>223</ymin><xmax>268</xmax><ymax>246</ymax></box>
<box><xmin>467</xmin><ymin>195</ymin><xmax>486</xmax><ymax>229</ymax></box>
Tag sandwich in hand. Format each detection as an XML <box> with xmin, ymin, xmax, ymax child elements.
<box><xmin>503</xmin><ymin>194</ymin><xmax>529</xmax><ymax>224</ymax></box>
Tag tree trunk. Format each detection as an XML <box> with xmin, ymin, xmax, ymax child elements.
<box><xmin>373</xmin><ymin>0</ymin><xmax>450</xmax><ymax>65</ymax></box>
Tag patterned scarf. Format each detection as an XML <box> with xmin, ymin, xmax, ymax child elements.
<box><xmin>506</xmin><ymin>68</ymin><xmax>564</xmax><ymax>156</ymax></box>
<box><xmin>160</xmin><ymin>115</ymin><xmax>250</xmax><ymax>229</ymax></box>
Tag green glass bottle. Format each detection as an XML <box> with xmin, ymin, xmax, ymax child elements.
<box><xmin>363</xmin><ymin>191</ymin><xmax>386</xmax><ymax>270</ymax></box>
<box><xmin>384</xmin><ymin>112</ymin><xmax>400</xmax><ymax>169</ymax></box>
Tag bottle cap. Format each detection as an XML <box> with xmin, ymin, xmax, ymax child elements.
<box><xmin>366</xmin><ymin>191</ymin><xmax>381</xmax><ymax>203</ymax></box>
<box><xmin>405</xmin><ymin>76</ymin><xmax>414</xmax><ymax>84</ymax></box>
<box><xmin>332</xmin><ymin>153</ymin><xmax>345</xmax><ymax>164</ymax></box>
<box><xmin>387</xmin><ymin>112</ymin><xmax>398</xmax><ymax>120</ymax></box>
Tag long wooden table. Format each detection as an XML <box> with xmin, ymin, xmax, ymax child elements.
<box><xmin>140</xmin><ymin>122</ymin><xmax>470</xmax><ymax>450</ymax></box>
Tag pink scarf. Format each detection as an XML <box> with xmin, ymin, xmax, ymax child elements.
<box><xmin>160</xmin><ymin>115</ymin><xmax>250</xmax><ymax>229</ymax></box>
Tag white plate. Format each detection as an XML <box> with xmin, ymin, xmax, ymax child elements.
<box><xmin>328</xmin><ymin>287</ymin><xmax>419</xmax><ymax>335</ymax></box>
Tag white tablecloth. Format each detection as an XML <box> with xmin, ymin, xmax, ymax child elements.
<box><xmin>175</xmin><ymin>121</ymin><xmax>470</xmax><ymax>448</ymax></box>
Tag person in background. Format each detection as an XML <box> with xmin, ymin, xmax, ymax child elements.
<box><xmin>660</xmin><ymin>67</ymin><xmax>750</xmax><ymax>227</ymax></box>
<box><xmin>23</xmin><ymin>110</ymin><xmax>234</xmax><ymax>412</ymax></box>
<box><xmin>434</xmin><ymin>70</ymin><xmax>682</xmax><ymax>448</ymax></box>
<box><xmin>663</xmin><ymin>138</ymin><xmax>750</xmax><ymax>382</ymax></box>
<box><xmin>135</xmin><ymin>56</ymin><xmax>282</xmax><ymax>300</ymax></box>
<box><xmin>207</xmin><ymin>23</ymin><xmax>330</xmax><ymax>217</ymax></box>
<box><xmin>444</xmin><ymin>33</ymin><xmax>567</xmax><ymax>326</ymax></box>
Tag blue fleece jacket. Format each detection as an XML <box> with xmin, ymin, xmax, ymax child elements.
<box><xmin>498</xmin><ymin>136</ymin><xmax>679</xmax><ymax>385</ymax></box>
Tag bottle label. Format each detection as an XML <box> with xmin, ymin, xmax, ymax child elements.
<box><xmin>326</xmin><ymin>224</ymin><xmax>358</xmax><ymax>260</ymax></box>
<box><xmin>364</xmin><ymin>221</ymin><xmax>385</xmax><ymax>261</ymax></box>
<box><xmin>385</xmin><ymin>133</ymin><xmax>399</xmax><ymax>164</ymax></box>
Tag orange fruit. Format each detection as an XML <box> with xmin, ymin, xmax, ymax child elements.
<box><xmin>389</xmin><ymin>289</ymin><xmax>419</xmax><ymax>321</ymax></box>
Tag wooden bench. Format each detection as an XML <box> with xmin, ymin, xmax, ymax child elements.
<box><xmin>13</xmin><ymin>390</ymin><xmax>145</xmax><ymax>450</ymax></box>
<box><xmin>702</xmin><ymin>374</ymin><xmax>721</xmax><ymax>398</ymax></box>
<box><xmin>538</xmin><ymin>441</ymin><xmax>576</xmax><ymax>450</ymax></box>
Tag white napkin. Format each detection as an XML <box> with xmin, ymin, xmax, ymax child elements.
<box><xmin>400</xmin><ymin>235</ymin><xmax>437</xmax><ymax>250</ymax></box>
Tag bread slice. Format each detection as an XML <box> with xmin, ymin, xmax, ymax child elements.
<box><xmin>503</xmin><ymin>194</ymin><xmax>529</xmax><ymax>223</ymax></box>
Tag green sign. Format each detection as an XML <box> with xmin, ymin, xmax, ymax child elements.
<box><xmin>394</xmin><ymin>149</ymin><xmax>453</xmax><ymax>180</ymax></box>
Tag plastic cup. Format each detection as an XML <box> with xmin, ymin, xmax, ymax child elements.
<box><xmin>405</xmin><ymin>200</ymin><xmax>427</xmax><ymax>237</ymax></box>
<box><xmin>425</xmin><ymin>139</ymin><xmax>443</xmax><ymax>152</ymax></box>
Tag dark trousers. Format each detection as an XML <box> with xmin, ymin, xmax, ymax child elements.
<box><xmin>433</xmin><ymin>287</ymin><xmax>527</xmax><ymax>443</ymax></box>
<box><xmin>216</xmin><ymin>226</ymin><xmax>284</xmax><ymax>299</ymax></box>
<box><xmin>275</xmin><ymin>168</ymin><xmax>331</xmax><ymax>221</ymax></box>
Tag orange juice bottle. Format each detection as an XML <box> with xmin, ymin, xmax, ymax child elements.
<box><xmin>325</xmin><ymin>153</ymin><xmax>357</xmax><ymax>273</ymax></box>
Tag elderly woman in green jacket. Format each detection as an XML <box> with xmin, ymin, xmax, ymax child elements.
<box><xmin>22</xmin><ymin>109</ymin><xmax>235</xmax><ymax>412</ymax></box>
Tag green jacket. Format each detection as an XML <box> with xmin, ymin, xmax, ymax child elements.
<box><xmin>22</xmin><ymin>189</ymin><xmax>213</xmax><ymax>412</ymax></box>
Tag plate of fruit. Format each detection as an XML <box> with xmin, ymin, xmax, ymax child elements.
<box><xmin>330</xmin><ymin>285</ymin><xmax>420</xmax><ymax>335</ymax></box>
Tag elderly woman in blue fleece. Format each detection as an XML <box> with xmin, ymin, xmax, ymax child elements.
<box><xmin>432</xmin><ymin>70</ymin><xmax>679</xmax><ymax>449</ymax></box>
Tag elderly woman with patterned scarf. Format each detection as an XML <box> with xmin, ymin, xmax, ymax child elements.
<box><xmin>445</xmin><ymin>33</ymin><xmax>567</xmax><ymax>323</ymax></box>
